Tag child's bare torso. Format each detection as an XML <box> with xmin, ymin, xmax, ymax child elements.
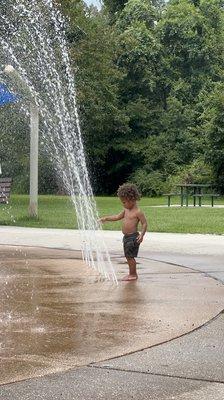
<box><xmin>122</xmin><ymin>207</ymin><xmax>140</xmax><ymax>234</ymax></box>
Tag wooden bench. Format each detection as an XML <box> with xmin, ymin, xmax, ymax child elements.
<box><xmin>0</xmin><ymin>177</ymin><xmax>12</xmax><ymax>204</ymax></box>
<box><xmin>163</xmin><ymin>193</ymin><xmax>178</xmax><ymax>207</ymax></box>
<box><xmin>192</xmin><ymin>193</ymin><xmax>219</xmax><ymax>207</ymax></box>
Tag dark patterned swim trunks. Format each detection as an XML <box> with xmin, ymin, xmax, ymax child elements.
<box><xmin>123</xmin><ymin>232</ymin><xmax>140</xmax><ymax>258</ymax></box>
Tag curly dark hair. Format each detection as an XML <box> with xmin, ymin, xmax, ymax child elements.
<box><xmin>117</xmin><ymin>183</ymin><xmax>141</xmax><ymax>201</ymax></box>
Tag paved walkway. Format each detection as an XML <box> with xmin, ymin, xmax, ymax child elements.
<box><xmin>0</xmin><ymin>227</ymin><xmax>224</xmax><ymax>399</ymax></box>
<box><xmin>0</xmin><ymin>225</ymin><xmax>224</xmax><ymax>254</ymax></box>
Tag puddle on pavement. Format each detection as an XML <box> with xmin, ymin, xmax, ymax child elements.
<box><xmin>1</xmin><ymin>245</ymin><xmax>223</xmax><ymax>385</ymax></box>
<box><xmin>0</xmin><ymin>246</ymin><xmax>157</xmax><ymax>383</ymax></box>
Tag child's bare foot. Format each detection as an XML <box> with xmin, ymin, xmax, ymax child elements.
<box><xmin>122</xmin><ymin>274</ymin><xmax>138</xmax><ymax>282</ymax></box>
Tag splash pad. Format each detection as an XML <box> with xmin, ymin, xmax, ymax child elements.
<box><xmin>1</xmin><ymin>243</ymin><xmax>224</xmax><ymax>385</ymax></box>
<box><xmin>1</xmin><ymin>1</ymin><xmax>224</xmax><ymax>390</ymax></box>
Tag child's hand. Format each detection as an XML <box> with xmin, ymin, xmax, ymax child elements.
<box><xmin>98</xmin><ymin>217</ymin><xmax>107</xmax><ymax>224</ymax></box>
<box><xmin>137</xmin><ymin>233</ymin><xmax>144</xmax><ymax>243</ymax></box>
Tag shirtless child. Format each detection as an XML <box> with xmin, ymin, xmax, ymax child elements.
<box><xmin>100</xmin><ymin>183</ymin><xmax>148</xmax><ymax>281</ymax></box>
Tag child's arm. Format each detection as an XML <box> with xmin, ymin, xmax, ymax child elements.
<box><xmin>136</xmin><ymin>211</ymin><xmax>148</xmax><ymax>243</ymax></box>
<box><xmin>100</xmin><ymin>210</ymin><xmax>125</xmax><ymax>223</ymax></box>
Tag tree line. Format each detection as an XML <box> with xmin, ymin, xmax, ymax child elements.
<box><xmin>1</xmin><ymin>0</ymin><xmax>224</xmax><ymax>195</ymax></box>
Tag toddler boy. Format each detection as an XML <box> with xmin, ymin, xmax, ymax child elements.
<box><xmin>100</xmin><ymin>183</ymin><xmax>148</xmax><ymax>281</ymax></box>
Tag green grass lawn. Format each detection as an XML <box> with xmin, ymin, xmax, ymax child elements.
<box><xmin>0</xmin><ymin>194</ymin><xmax>224</xmax><ymax>234</ymax></box>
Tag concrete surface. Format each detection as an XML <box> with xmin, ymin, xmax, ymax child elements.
<box><xmin>0</xmin><ymin>227</ymin><xmax>224</xmax><ymax>399</ymax></box>
<box><xmin>0</xmin><ymin>226</ymin><xmax>224</xmax><ymax>256</ymax></box>
<box><xmin>1</xmin><ymin>365</ymin><xmax>224</xmax><ymax>400</ymax></box>
<box><xmin>1</xmin><ymin>246</ymin><xmax>223</xmax><ymax>385</ymax></box>
<box><xmin>96</xmin><ymin>314</ymin><xmax>224</xmax><ymax>382</ymax></box>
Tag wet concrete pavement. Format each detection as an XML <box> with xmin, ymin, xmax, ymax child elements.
<box><xmin>0</xmin><ymin>227</ymin><xmax>224</xmax><ymax>399</ymax></box>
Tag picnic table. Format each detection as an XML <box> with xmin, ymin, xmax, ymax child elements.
<box><xmin>0</xmin><ymin>177</ymin><xmax>12</xmax><ymax>204</ymax></box>
<box><xmin>176</xmin><ymin>184</ymin><xmax>212</xmax><ymax>207</ymax></box>
<box><xmin>164</xmin><ymin>184</ymin><xmax>219</xmax><ymax>207</ymax></box>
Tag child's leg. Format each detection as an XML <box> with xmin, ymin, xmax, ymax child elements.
<box><xmin>127</xmin><ymin>257</ymin><xmax>137</xmax><ymax>276</ymax></box>
<box><xmin>122</xmin><ymin>257</ymin><xmax>138</xmax><ymax>281</ymax></box>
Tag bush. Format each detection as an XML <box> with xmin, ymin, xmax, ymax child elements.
<box><xmin>2</xmin><ymin>154</ymin><xmax>59</xmax><ymax>195</ymax></box>
<box><xmin>38</xmin><ymin>157</ymin><xmax>59</xmax><ymax>194</ymax></box>
<box><xmin>131</xmin><ymin>169</ymin><xmax>167</xmax><ymax>196</ymax></box>
<box><xmin>167</xmin><ymin>159</ymin><xmax>214</xmax><ymax>192</ymax></box>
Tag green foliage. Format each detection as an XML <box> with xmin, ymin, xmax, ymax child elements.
<box><xmin>131</xmin><ymin>169</ymin><xmax>166</xmax><ymax>196</ymax></box>
<box><xmin>104</xmin><ymin>0</ymin><xmax>164</xmax><ymax>19</ymax></box>
<box><xmin>59</xmin><ymin>0</ymin><xmax>129</xmax><ymax>193</ymax></box>
<box><xmin>200</xmin><ymin>82</ymin><xmax>224</xmax><ymax>193</ymax></box>
<box><xmin>167</xmin><ymin>158</ymin><xmax>214</xmax><ymax>191</ymax></box>
<box><xmin>103</xmin><ymin>0</ymin><xmax>127</xmax><ymax>20</ymax></box>
<box><xmin>1</xmin><ymin>0</ymin><xmax>224</xmax><ymax>196</ymax></box>
<box><xmin>116</xmin><ymin>0</ymin><xmax>157</xmax><ymax>31</ymax></box>
<box><xmin>0</xmin><ymin>104</ymin><xmax>29</xmax><ymax>192</ymax></box>
<box><xmin>0</xmin><ymin>104</ymin><xmax>59</xmax><ymax>194</ymax></box>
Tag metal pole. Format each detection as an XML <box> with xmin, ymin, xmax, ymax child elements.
<box><xmin>28</xmin><ymin>103</ymin><xmax>39</xmax><ymax>217</ymax></box>
<box><xmin>4</xmin><ymin>65</ymin><xmax>39</xmax><ymax>218</ymax></box>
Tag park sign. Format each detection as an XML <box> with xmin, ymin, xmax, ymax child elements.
<box><xmin>0</xmin><ymin>82</ymin><xmax>18</xmax><ymax>107</ymax></box>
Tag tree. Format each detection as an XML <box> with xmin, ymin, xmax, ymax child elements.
<box><xmin>158</xmin><ymin>0</ymin><xmax>224</xmax><ymax>99</ymax></box>
<box><xmin>58</xmin><ymin>0</ymin><xmax>129</xmax><ymax>193</ymax></box>
<box><xmin>115</xmin><ymin>0</ymin><xmax>162</xmax><ymax>133</ymax></box>
<box><xmin>149</xmin><ymin>0</ymin><xmax>224</xmax><ymax>190</ymax></box>
<box><xmin>200</xmin><ymin>83</ymin><xmax>224</xmax><ymax>193</ymax></box>
<box><xmin>2</xmin><ymin>0</ymin><xmax>224</xmax><ymax>195</ymax></box>
<box><xmin>103</xmin><ymin>0</ymin><xmax>127</xmax><ymax>15</ymax></box>
<box><xmin>0</xmin><ymin>104</ymin><xmax>29</xmax><ymax>192</ymax></box>
<box><xmin>102</xmin><ymin>0</ymin><xmax>166</xmax><ymax>191</ymax></box>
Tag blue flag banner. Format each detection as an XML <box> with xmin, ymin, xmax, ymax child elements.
<box><xmin>0</xmin><ymin>83</ymin><xmax>18</xmax><ymax>107</ymax></box>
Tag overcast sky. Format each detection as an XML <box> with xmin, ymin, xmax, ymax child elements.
<box><xmin>84</xmin><ymin>0</ymin><xmax>101</xmax><ymax>9</ymax></box>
